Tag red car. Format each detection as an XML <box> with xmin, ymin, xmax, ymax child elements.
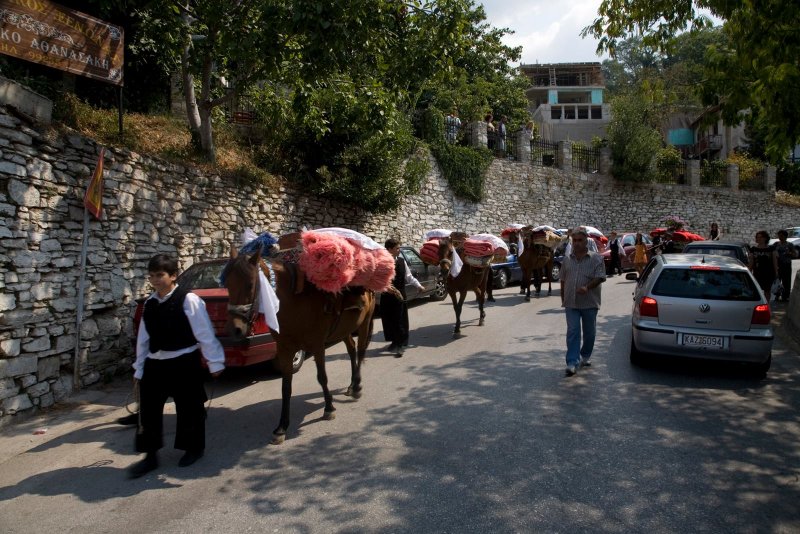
<box><xmin>601</xmin><ymin>233</ymin><xmax>654</xmax><ymax>272</ymax></box>
<box><xmin>133</xmin><ymin>259</ymin><xmax>306</xmax><ymax>373</ymax></box>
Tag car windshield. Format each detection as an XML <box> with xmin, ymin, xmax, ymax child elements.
<box><xmin>178</xmin><ymin>262</ymin><xmax>227</xmax><ymax>290</ymax></box>
<box><xmin>683</xmin><ymin>246</ymin><xmax>740</xmax><ymax>260</ymax></box>
<box><xmin>652</xmin><ymin>268</ymin><xmax>760</xmax><ymax>301</ymax></box>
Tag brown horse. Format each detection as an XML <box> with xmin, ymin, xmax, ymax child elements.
<box><xmin>223</xmin><ymin>242</ymin><xmax>375</xmax><ymax>444</ymax></box>
<box><xmin>518</xmin><ymin>231</ymin><xmax>554</xmax><ymax>300</ymax></box>
<box><xmin>438</xmin><ymin>239</ymin><xmax>490</xmax><ymax>336</ymax></box>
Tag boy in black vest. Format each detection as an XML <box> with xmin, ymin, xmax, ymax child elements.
<box><xmin>128</xmin><ymin>255</ymin><xmax>225</xmax><ymax>479</ymax></box>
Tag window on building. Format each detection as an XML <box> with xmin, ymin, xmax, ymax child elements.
<box><xmin>564</xmin><ymin>107</ymin><xmax>576</xmax><ymax>119</ymax></box>
<box><xmin>591</xmin><ymin>106</ymin><xmax>602</xmax><ymax>119</ymax></box>
<box><xmin>551</xmin><ymin>107</ymin><xmax>562</xmax><ymax>120</ymax></box>
<box><xmin>578</xmin><ymin>107</ymin><xmax>589</xmax><ymax>119</ymax></box>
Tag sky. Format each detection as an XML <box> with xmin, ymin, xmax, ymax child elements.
<box><xmin>479</xmin><ymin>0</ymin><xmax>608</xmax><ymax>65</ymax></box>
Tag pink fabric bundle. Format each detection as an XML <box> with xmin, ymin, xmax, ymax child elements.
<box><xmin>420</xmin><ymin>240</ymin><xmax>441</xmax><ymax>265</ymax></box>
<box><xmin>463</xmin><ymin>239</ymin><xmax>494</xmax><ymax>257</ymax></box>
<box><xmin>365</xmin><ymin>248</ymin><xmax>395</xmax><ymax>292</ymax></box>
<box><xmin>299</xmin><ymin>231</ymin><xmax>356</xmax><ymax>293</ymax></box>
<box><xmin>349</xmin><ymin>246</ymin><xmax>395</xmax><ymax>292</ymax></box>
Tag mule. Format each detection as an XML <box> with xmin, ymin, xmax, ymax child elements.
<box><xmin>224</xmin><ymin>242</ymin><xmax>375</xmax><ymax>444</ymax></box>
<box><xmin>438</xmin><ymin>239</ymin><xmax>490</xmax><ymax>336</ymax></box>
<box><xmin>518</xmin><ymin>235</ymin><xmax>553</xmax><ymax>300</ymax></box>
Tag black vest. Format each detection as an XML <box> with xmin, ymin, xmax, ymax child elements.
<box><xmin>393</xmin><ymin>257</ymin><xmax>407</xmax><ymax>298</ymax></box>
<box><xmin>143</xmin><ymin>286</ymin><xmax>198</xmax><ymax>353</ymax></box>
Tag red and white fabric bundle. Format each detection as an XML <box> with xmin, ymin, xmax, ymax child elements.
<box><xmin>298</xmin><ymin>230</ymin><xmax>395</xmax><ymax>293</ymax></box>
<box><xmin>463</xmin><ymin>239</ymin><xmax>495</xmax><ymax>257</ymax></box>
<box><xmin>420</xmin><ymin>239</ymin><xmax>441</xmax><ymax>265</ymax></box>
<box><xmin>468</xmin><ymin>233</ymin><xmax>509</xmax><ymax>259</ymax></box>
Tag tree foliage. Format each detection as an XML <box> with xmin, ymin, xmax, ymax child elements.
<box><xmin>607</xmin><ymin>93</ymin><xmax>663</xmax><ymax>182</ymax></box>
<box><xmin>583</xmin><ymin>0</ymin><xmax>800</xmax><ymax>161</ymax></box>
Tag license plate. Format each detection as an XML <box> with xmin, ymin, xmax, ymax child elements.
<box><xmin>681</xmin><ymin>334</ymin><xmax>725</xmax><ymax>349</ymax></box>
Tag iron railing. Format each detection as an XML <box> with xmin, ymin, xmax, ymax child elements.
<box><xmin>700</xmin><ymin>161</ymin><xmax>727</xmax><ymax>187</ymax></box>
<box><xmin>572</xmin><ymin>144</ymin><xmax>600</xmax><ymax>173</ymax></box>
<box><xmin>654</xmin><ymin>161</ymin><xmax>687</xmax><ymax>184</ymax></box>
<box><xmin>739</xmin><ymin>165</ymin><xmax>766</xmax><ymax>190</ymax></box>
<box><xmin>532</xmin><ymin>139</ymin><xmax>558</xmax><ymax>167</ymax></box>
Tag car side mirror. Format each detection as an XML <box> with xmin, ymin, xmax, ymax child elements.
<box><xmin>625</xmin><ymin>273</ymin><xmax>639</xmax><ymax>281</ymax></box>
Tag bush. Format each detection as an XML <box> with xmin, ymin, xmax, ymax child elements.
<box><xmin>727</xmin><ymin>151</ymin><xmax>765</xmax><ymax>187</ymax></box>
<box><xmin>430</xmin><ymin>141</ymin><xmax>493</xmax><ymax>202</ymax></box>
<box><xmin>607</xmin><ymin>94</ymin><xmax>663</xmax><ymax>182</ymax></box>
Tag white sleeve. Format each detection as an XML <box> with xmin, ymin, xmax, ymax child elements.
<box><xmin>183</xmin><ymin>293</ymin><xmax>225</xmax><ymax>374</ymax></box>
<box><xmin>133</xmin><ymin>319</ymin><xmax>150</xmax><ymax>380</ymax></box>
<box><xmin>402</xmin><ymin>259</ymin><xmax>424</xmax><ymax>289</ymax></box>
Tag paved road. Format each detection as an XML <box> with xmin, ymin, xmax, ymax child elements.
<box><xmin>1</xmin><ymin>267</ymin><xmax>800</xmax><ymax>533</ymax></box>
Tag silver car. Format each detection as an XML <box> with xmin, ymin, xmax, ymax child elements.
<box><xmin>629</xmin><ymin>254</ymin><xmax>773</xmax><ymax>377</ymax></box>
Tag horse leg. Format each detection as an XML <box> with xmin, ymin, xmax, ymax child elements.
<box><xmin>454</xmin><ymin>290</ymin><xmax>468</xmax><ymax>335</ymax></box>
<box><xmin>344</xmin><ymin>334</ymin><xmax>363</xmax><ymax>399</ymax></box>
<box><xmin>477</xmin><ymin>278</ymin><xmax>486</xmax><ymax>327</ymax></box>
<box><xmin>534</xmin><ymin>267</ymin><xmax>542</xmax><ymax>297</ymax></box>
<box><xmin>271</xmin><ymin>348</ymin><xmax>294</xmax><ymax>445</ymax></box>
<box><xmin>547</xmin><ymin>259</ymin><xmax>553</xmax><ymax>295</ymax></box>
<box><xmin>522</xmin><ymin>268</ymin><xmax>531</xmax><ymax>301</ymax></box>
<box><xmin>313</xmin><ymin>349</ymin><xmax>336</xmax><ymax>420</ymax></box>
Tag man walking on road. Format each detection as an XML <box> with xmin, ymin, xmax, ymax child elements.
<box><xmin>560</xmin><ymin>228</ymin><xmax>606</xmax><ymax>376</ymax></box>
<box><xmin>382</xmin><ymin>239</ymin><xmax>425</xmax><ymax>357</ymax></box>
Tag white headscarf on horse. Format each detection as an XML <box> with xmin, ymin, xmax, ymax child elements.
<box><xmin>241</xmin><ymin>228</ymin><xmax>280</xmax><ymax>333</ymax></box>
<box><xmin>450</xmin><ymin>243</ymin><xmax>464</xmax><ymax>278</ymax></box>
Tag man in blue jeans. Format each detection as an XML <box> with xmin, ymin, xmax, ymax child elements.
<box><xmin>560</xmin><ymin>228</ymin><xmax>606</xmax><ymax>376</ymax></box>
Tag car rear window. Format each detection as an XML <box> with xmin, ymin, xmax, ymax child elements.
<box><xmin>652</xmin><ymin>267</ymin><xmax>760</xmax><ymax>301</ymax></box>
<box><xmin>179</xmin><ymin>262</ymin><xmax>227</xmax><ymax>290</ymax></box>
<box><xmin>682</xmin><ymin>246</ymin><xmax>742</xmax><ymax>261</ymax></box>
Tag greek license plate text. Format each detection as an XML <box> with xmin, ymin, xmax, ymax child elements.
<box><xmin>682</xmin><ymin>334</ymin><xmax>725</xmax><ymax>349</ymax></box>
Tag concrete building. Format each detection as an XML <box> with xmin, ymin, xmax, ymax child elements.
<box><xmin>521</xmin><ymin>62</ymin><xmax>611</xmax><ymax>143</ymax></box>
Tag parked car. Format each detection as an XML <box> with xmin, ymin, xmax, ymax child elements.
<box><xmin>132</xmin><ymin>259</ymin><xmax>309</xmax><ymax>372</ymax></box>
<box><xmin>681</xmin><ymin>240</ymin><xmax>753</xmax><ymax>267</ymax></box>
<box><xmin>601</xmin><ymin>232</ymin><xmax>654</xmax><ymax>272</ymax></box>
<box><xmin>490</xmin><ymin>253</ymin><xmax>524</xmax><ymax>288</ymax></box>
<box><xmin>628</xmin><ymin>254</ymin><xmax>773</xmax><ymax>377</ymax></box>
<box><xmin>768</xmin><ymin>227</ymin><xmax>800</xmax><ymax>256</ymax></box>
<box><xmin>379</xmin><ymin>246</ymin><xmax>446</xmax><ymax>304</ymax></box>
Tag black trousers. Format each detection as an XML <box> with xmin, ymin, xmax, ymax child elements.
<box><xmin>381</xmin><ymin>293</ymin><xmax>409</xmax><ymax>346</ymax></box>
<box><xmin>608</xmin><ymin>252</ymin><xmax>623</xmax><ymax>275</ymax></box>
<box><xmin>778</xmin><ymin>263</ymin><xmax>793</xmax><ymax>300</ymax></box>
<box><xmin>137</xmin><ymin>351</ymin><xmax>207</xmax><ymax>454</ymax></box>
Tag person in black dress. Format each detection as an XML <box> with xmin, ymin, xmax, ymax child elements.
<box><xmin>381</xmin><ymin>239</ymin><xmax>424</xmax><ymax>357</ymax></box>
<box><xmin>774</xmin><ymin>229</ymin><xmax>798</xmax><ymax>301</ymax></box>
<box><xmin>750</xmin><ymin>231</ymin><xmax>779</xmax><ymax>297</ymax></box>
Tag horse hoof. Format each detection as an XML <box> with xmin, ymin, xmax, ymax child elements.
<box><xmin>345</xmin><ymin>386</ymin><xmax>363</xmax><ymax>399</ymax></box>
<box><xmin>323</xmin><ymin>410</ymin><xmax>336</xmax><ymax>421</ymax></box>
<box><xmin>479</xmin><ymin>320</ymin><xmax>485</xmax><ymax>327</ymax></box>
<box><xmin>270</xmin><ymin>433</ymin><xmax>286</xmax><ymax>445</ymax></box>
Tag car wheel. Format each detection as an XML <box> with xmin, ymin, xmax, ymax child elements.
<box><xmin>752</xmin><ymin>353</ymin><xmax>771</xmax><ymax>379</ymax></box>
<box><xmin>272</xmin><ymin>350</ymin><xmax>306</xmax><ymax>374</ymax></box>
<box><xmin>430</xmin><ymin>276</ymin><xmax>447</xmax><ymax>301</ymax></box>
<box><xmin>629</xmin><ymin>336</ymin><xmax>643</xmax><ymax>366</ymax></box>
<box><xmin>551</xmin><ymin>262</ymin><xmax>561</xmax><ymax>282</ymax></box>
<box><xmin>494</xmin><ymin>269</ymin><xmax>509</xmax><ymax>289</ymax></box>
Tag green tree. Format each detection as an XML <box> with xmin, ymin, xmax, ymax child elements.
<box><xmin>607</xmin><ymin>93</ymin><xmax>663</xmax><ymax>182</ymax></box>
<box><xmin>583</xmin><ymin>0</ymin><xmax>800</xmax><ymax>161</ymax></box>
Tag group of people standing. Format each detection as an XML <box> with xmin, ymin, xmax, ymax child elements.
<box><xmin>750</xmin><ymin>229</ymin><xmax>797</xmax><ymax>302</ymax></box>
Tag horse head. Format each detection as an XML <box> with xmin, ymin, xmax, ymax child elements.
<box><xmin>222</xmin><ymin>246</ymin><xmax>262</xmax><ymax>341</ymax></box>
<box><xmin>437</xmin><ymin>238</ymin><xmax>453</xmax><ymax>274</ymax></box>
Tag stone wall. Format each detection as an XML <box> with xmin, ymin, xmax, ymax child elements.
<box><xmin>1</xmin><ymin>104</ymin><xmax>799</xmax><ymax>423</ymax></box>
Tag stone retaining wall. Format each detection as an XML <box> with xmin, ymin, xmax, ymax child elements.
<box><xmin>1</xmin><ymin>104</ymin><xmax>799</xmax><ymax>423</ymax></box>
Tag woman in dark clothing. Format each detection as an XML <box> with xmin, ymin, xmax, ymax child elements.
<box><xmin>750</xmin><ymin>231</ymin><xmax>779</xmax><ymax>296</ymax></box>
<box><xmin>381</xmin><ymin>239</ymin><xmax>424</xmax><ymax>357</ymax></box>
<box><xmin>709</xmin><ymin>222</ymin><xmax>721</xmax><ymax>241</ymax></box>
<box><xmin>775</xmin><ymin>229</ymin><xmax>798</xmax><ymax>301</ymax></box>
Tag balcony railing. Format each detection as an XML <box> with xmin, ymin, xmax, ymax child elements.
<box><xmin>696</xmin><ymin>135</ymin><xmax>723</xmax><ymax>154</ymax></box>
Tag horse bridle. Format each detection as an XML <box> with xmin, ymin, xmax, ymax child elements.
<box><xmin>226</xmin><ymin>257</ymin><xmax>263</xmax><ymax>327</ymax></box>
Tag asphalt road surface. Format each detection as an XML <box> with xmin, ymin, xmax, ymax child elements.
<box><xmin>1</xmin><ymin>266</ymin><xmax>799</xmax><ymax>533</ymax></box>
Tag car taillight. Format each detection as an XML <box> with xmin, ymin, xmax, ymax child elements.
<box><xmin>640</xmin><ymin>296</ymin><xmax>658</xmax><ymax>317</ymax></box>
<box><xmin>751</xmin><ymin>304</ymin><xmax>771</xmax><ymax>325</ymax></box>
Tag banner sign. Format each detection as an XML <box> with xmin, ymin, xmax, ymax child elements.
<box><xmin>0</xmin><ymin>0</ymin><xmax>123</xmax><ymax>85</ymax></box>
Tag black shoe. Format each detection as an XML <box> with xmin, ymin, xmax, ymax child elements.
<box><xmin>116</xmin><ymin>413</ymin><xmax>139</xmax><ymax>426</ymax></box>
<box><xmin>178</xmin><ymin>450</ymin><xmax>204</xmax><ymax>467</ymax></box>
<box><xmin>128</xmin><ymin>453</ymin><xmax>158</xmax><ymax>479</ymax></box>
<box><xmin>394</xmin><ymin>345</ymin><xmax>405</xmax><ymax>358</ymax></box>
<box><xmin>385</xmin><ymin>343</ymin><xmax>398</xmax><ymax>353</ymax></box>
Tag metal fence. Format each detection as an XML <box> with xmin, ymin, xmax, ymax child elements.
<box><xmin>739</xmin><ymin>165</ymin><xmax>766</xmax><ymax>190</ymax></box>
<box><xmin>654</xmin><ymin>161</ymin><xmax>687</xmax><ymax>184</ymax></box>
<box><xmin>700</xmin><ymin>161</ymin><xmax>727</xmax><ymax>187</ymax></box>
<box><xmin>572</xmin><ymin>144</ymin><xmax>600</xmax><ymax>173</ymax></box>
<box><xmin>488</xmin><ymin>129</ymin><xmax>514</xmax><ymax>159</ymax></box>
<box><xmin>532</xmin><ymin>139</ymin><xmax>558</xmax><ymax>167</ymax></box>
<box><xmin>444</xmin><ymin>117</ymin><xmax>463</xmax><ymax>144</ymax></box>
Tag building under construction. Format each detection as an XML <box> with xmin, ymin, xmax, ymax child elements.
<box><xmin>520</xmin><ymin>62</ymin><xmax>611</xmax><ymax>142</ymax></box>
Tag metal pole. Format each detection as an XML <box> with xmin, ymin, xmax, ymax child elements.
<box><xmin>73</xmin><ymin>207</ymin><xmax>90</xmax><ymax>391</ymax></box>
<box><xmin>118</xmin><ymin>85</ymin><xmax>124</xmax><ymax>138</ymax></box>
